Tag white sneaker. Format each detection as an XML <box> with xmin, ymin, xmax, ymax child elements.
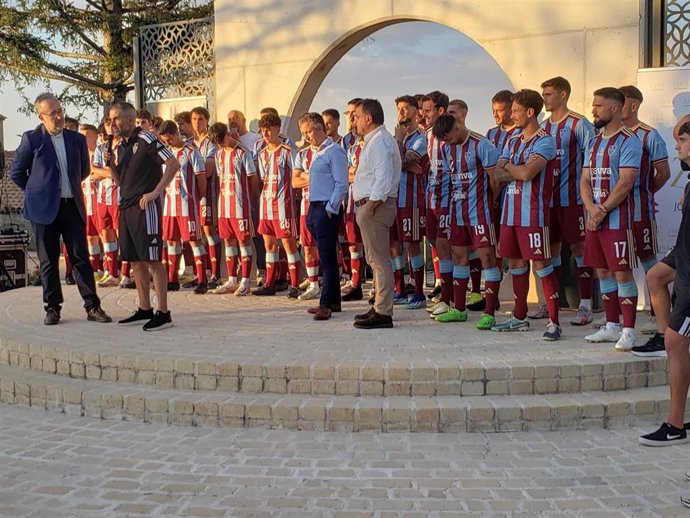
<box><xmin>429</xmin><ymin>301</ymin><xmax>450</xmax><ymax>318</ymax></box>
<box><xmin>640</xmin><ymin>315</ymin><xmax>658</xmax><ymax>335</ymax></box>
<box><xmin>585</xmin><ymin>325</ymin><xmax>622</xmax><ymax>343</ymax></box>
<box><xmin>299</xmin><ymin>278</ymin><xmax>311</xmax><ymax>291</ymax></box>
<box><xmin>615</xmin><ymin>329</ymin><xmax>637</xmax><ymax>351</ymax></box>
<box><xmin>210</xmin><ymin>280</ymin><xmax>239</xmax><ymax>294</ymax></box>
<box><xmin>298</xmin><ymin>285</ymin><xmax>321</xmax><ymax>300</ymax></box>
<box><xmin>340</xmin><ymin>280</ymin><xmax>353</xmax><ymax>291</ymax></box>
<box><xmin>235</xmin><ymin>283</ymin><xmax>251</xmax><ymax>296</ymax></box>
<box><xmin>98</xmin><ymin>274</ymin><xmax>120</xmax><ymax>287</ymax></box>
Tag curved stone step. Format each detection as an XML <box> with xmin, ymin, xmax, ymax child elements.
<box><xmin>0</xmin><ymin>364</ymin><xmax>677</xmax><ymax>433</ymax></box>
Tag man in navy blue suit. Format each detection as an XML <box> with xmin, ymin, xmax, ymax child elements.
<box><xmin>11</xmin><ymin>93</ymin><xmax>111</xmax><ymax>325</ymax></box>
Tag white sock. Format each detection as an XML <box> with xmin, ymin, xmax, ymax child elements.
<box><xmin>622</xmin><ymin>327</ymin><xmax>635</xmax><ymax>335</ymax></box>
<box><xmin>579</xmin><ymin>299</ymin><xmax>591</xmax><ymax>311</ymax></box>
<box><xmin>310</xmin><ymin>281</ymin><xmax>319</xmax><ymax>289</ymax></box>
<box><xmin>606</xmin><ymin>322</ymin><xmax>621</xmax><ymax>330</ymax></box>
<box><xmin>228</xmin><ymin>276</ymin><xmax>237</xmax><ymax>285</ymax></box>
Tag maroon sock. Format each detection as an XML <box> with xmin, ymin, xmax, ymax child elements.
<box><xmin>278</xmin><ymin>249</ymin><xmax>288</xmax><ymax>282</ymax></box>
<box><xmin>619</xmin><ymin>294</ymin><xmax>638</xmax><ymax>329</ymax></box>
<box><xmin>441</xmin><ymin>272</ymin><xmax>453</xmax><ymax>304</ymax></box>
<box><xmin>288</xmin><ymin>260</ymin><xmax>301</xmax><ymax>287</ymax></box>
<box><xmin>394</xmin><ymin>269</ymin><xmax>405</xmax><ymax>294</ymax></box>
<box><xmin>602</xmin><ymin>291</ymin><xmax>620</xmax><ymax>324</ymax></box>
<box><xmin>412</xmin><ymin>267</ymin><xmax>424</xmax><ymax>296</ymax></box>
<box><xmin>484</xmin><ymin>280</ymin><xmax>500</xmax><ymax>316</ymax></box>
<box><xmin>453</xmin><ymin>277</ymin><xmax>469</xmax><ymax>311</ymax></box>
<box><xmin>577</xmin><ymin>266</ymin><xmax>593</xmax><ymax>300</ymax></box>
<box><xmin>469</xmin><ymin>258</ymin><xmax>482</xmax><ymax>294</ymax></box>
<box><xmin>512</xmin><ymin>271</ymin><xmax>530</xmax><ymax>320</ymax></box>
<box><xmin>540</xmin><ymin>271</ymin><xmax>560</xmax><ymax>325</ymax></box>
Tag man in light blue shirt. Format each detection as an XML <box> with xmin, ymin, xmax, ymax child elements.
<box><xmin>298</xmin><ymin>113</ymin><xmax>349</xmax><ymax>320</ymax></box>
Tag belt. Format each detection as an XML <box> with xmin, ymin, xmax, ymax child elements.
<box><xmin>310</xmin><ymin>201</ymin><xmax>327</xmax><ymax>206</ymax></box>
<box><xmin>354</xmin><ymin>198</ymin><xmax>368</xmax><ymax>207</ymax></box>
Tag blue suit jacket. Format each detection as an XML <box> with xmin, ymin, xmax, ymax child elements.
<box><xmin>10</xmin><ymin>125</ymin><xmax>90</xmax><ymax>225</ymax></box>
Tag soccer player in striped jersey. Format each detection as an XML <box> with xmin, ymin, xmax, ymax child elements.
<box><xmin>447</xmin><ymin>99</ymin><xmax>468</xmax><ymax>125</ymax></box>
<box><xmin>79</xmin><ymin>124</ymin><xmax>103</xmax><ymax>277</ymax></box>
<box><xmin>431</xmin><ymin>115</ymin><xmax>501</xmax><ymax>330</ymax></box>
<box><xmin>539</xmin><ymin>76</ymin><xmax>596</xmax><ymax>325</ymax></box>
<box><xmin>582</xmin><ymin>87</ymin><xmax>643</xmax><ymax>351</ymax></box>
<box><xmin>340</xmin><ymin>98</ymin><xmax>366</xmax><ymax>302</ymax></box>
<box><xmin>422</xmin><ymin>91</ymin><xmax>452</xmax><ymax>305</ymax></box>
<box><xmin>135</xmin><ymin>109</ymin><xmax>154</xmax><ymax>132</ymax></box>
<box><xmin>158</xmin><ymin>121</ymin><xmax>209</xmax><ymax>294</ymax></box>
<box><xmin>619</xmin><ymin>85</ymin><xmax>671</xmax><ymax>334</ymax></box>
<box><xmin>293</xmin><ymin>120</ymin><xmax>322</xmax><ymax>301</ymax></box>
<box><xmin>191</xmin><ymin>106</ymin><xmax>221</xmax><ymax>289</ymax></box>
<box><xmin>209</xmin><ymin>122</ymin><xmax>258</xmax><ymax>296</ymax></box>
<box><xmin>174</xmin><ymin>112</ymin><xmax>194</xmax><ymax>143</ymax></box>
<box><xmin>253</xmin><ymin>112</ymin><xmax>302</xmax><ymax>297</ymax></box>
<box><xmin>492</xmin><ymin>89</ymin><xmax>561</xmax><ymax>341</ymax></box>
<box><xmin>390</xmin><ymin>95</ymin><xmax>429</xmax><ymax>309</ymax></box>
<box><xmin>486</xmin><ymin>90</ymin><xmax>521</xmax><ymax>153</ymax></box>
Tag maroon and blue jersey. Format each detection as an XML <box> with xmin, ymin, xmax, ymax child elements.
<box><xmin>447</xmin><ymin>132</ymin><xmax>498</xmax><ymax>226</ymax></box>
<box><xmin>630</xmin><ymin>123</ymin><xmax>668</xmax><ymax>222</ymax></box>
<box><xmin>500</xmin><ymin>130</ymin><xmax>557</xmax><ymax>227</ymax></box>
<box><xmin>398</xmin><ymin>128</ymin><xmax>428</xmax><ymax>210</ymax></box>
<box><xmin>584</xmin><ymin>127</ymin><xmax>643</xmax><ymax>230</ymax></box>
<box><xmin>541</xmin><ymin>111</ymin><xmax>595</xmax><ymax>207</ymax></box>
<box><xmin>486</xmin><ymin>125</ymin><xmax>521</xmax><ymax>153</ymax></box>
<box><xmin>425</xmin><ymin>127</ymin><xmax>451</xmax><ymax>210</ymax></box>
<box><xmin>341</xmin><ymin>132</ymin><xmax>357</xmax><ymax>155</ymax></box>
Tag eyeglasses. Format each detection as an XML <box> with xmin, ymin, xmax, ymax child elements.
<box><xmin>40</xmin><ymin>108</ymin><xmax>63</xmax><ymax>119</ymax></box>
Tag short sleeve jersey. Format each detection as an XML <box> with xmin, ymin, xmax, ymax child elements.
<box><xmin>116</xmin><ymin>128</ymin><xmax>173</xmax><ymax>210</ymax></box>
<box><xmin>258</xmin><ymin>144</ymin><xmax>296</xmax><ymax>221</ymax></box>
<box><xmin>541</xmin><ymin>111</ymin><xmax>595</xmax><ymax>207</ymax></box>
<box><xmin>425</xmin><ymin>127</ymin><xmax>452</xmax><ymax>210</ymax></box>
<box><xmin>448</xmin><ymin>132</ymin><xmax>499</xmax><ymax>226</ymax></box>
<box><xmin>630</xmin><ymin>123</ymin><xmax>669</xmax><ymax>222</ymax></box>
<box><xmin>584</xmin><ymin>127</ymin><xmax>643</xmax><ymax>230</ymax></box>
<box><xmin>486</xmin><ymin>125</ymin><xmax>522</xmax><ymax>154</ymax></box>
<box><xmin>294</xmin><ymin>146</ymin><xmax>315</xmax><ymax>213</ymax></box>
<box><xmin>216</xmin><ymin>145</ymin><xmax>256</xmax><ymax>220</ymax></box>
<box><xmin>252</xmin><ymin>134</ymin><xmax>296</xmax><ymax>162</ymax></box>
<box><xmin>93</xmin><ymin>141</ymin><xmax>121</xmax><ymax>206</ymax></box>
<box><xmin>398</xmin><ymin>128</ymin><xmax>429</xmax><ymax>210</ymax></box>
<box><xmin>163</xmin><ymin>145</ymin><xmax>205</xmax><ymax>218</ymax></box>
<box><xmin>500</xmin><ymin>130</ymin><xmax>558</xmax><ymax>227</ymax></box>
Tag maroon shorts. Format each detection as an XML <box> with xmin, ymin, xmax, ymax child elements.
<box><xmin>85</xmin><ymin>214</ymin><xmax>100</xmax><ymax>236</ymax></box>
<box><xmin>163</xmin><ymin>214</ymin><xmax>201</xmax><ymax>242</ymax></box>
<box><xmin>390</xmin><ymin>206</ymin><xmax>425</xmax><ymax>242</ymax></box>
<box><xmin>300</xmin><ymin>215</ymin><xmax>316</xmax><ymax>247</ymax></box>
<box><xmin>425</xmin><ymin>206</ymin><xmax>451</xmax><ymax>242</ymax></box>
<box><xmin>218</xmin><ymin>216</ymin><xmax>254</xmax><ymax>242</ymax></box>
<box><xmin>258</xmin><ymin>217</ymin><xmax>297</xmax><ymax>239</ymax></box>
<box><xmin>97</xmin><ymin>203</ymin><xmax>118</xmax><ymax>232</ymax></box>
<box><xmin>584</xmin><ymin>228</ymin><xmax>637</xmax><ymax>271</ymax></box>
<box><xmin>498</xmin><ymin>225</ymin><xmax>552</xmax><ymax>261</ymax></box>
<box><xmin>450</xmin><ymin>223</ymin><xmax>497</xmax><ymax>249</ymax></box>
<box><xmin>550</xmin><ymin>205</ymin><xmax>586</xmax><ymax>245</ymax></box>
<box><xmin>633</xmin><ymin>220</ymin><xmax>658</xmax><ymax>261</ymax></box>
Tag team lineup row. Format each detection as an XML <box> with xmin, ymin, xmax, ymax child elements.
<box><xmin>68</xmin><ymin>77</ymin><xmax>676</xmax><ymax>351</ymax></box>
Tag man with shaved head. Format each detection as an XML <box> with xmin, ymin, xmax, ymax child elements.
<box><xmin>227</xmin><ymin>109</ymin><xmax>260</xmax><ymax>152</ymax></box>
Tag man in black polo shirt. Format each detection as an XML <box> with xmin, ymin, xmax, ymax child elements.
<box><xmin>105</xmin><ymin>102</ymin><xmax>180</xmax><ymax>331</ymax></box>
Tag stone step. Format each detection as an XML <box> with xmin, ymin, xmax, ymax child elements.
<box><xmin>0</xmin><ymin>363</ymin><xmax>677</xmax><ymax>433</ymax></box>
<box><xmin>0</xmin><ymin>338</ymin><xmax>668</xmax><ymax>397</ymax></box>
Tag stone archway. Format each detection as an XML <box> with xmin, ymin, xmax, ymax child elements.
<box><xmin>213</xmin><ymin>0</ymin><xmax>640</xmax><ymax>137</ymax></box>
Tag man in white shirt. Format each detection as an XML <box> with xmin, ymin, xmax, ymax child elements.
<box><xmin>352</xmin><ymin>99</ymin><xmax>402</xmax><ymax>329</ymax></box>
<box><xmin>227</xmin><ymin>110</ymin><xmax>261</xmax><ymax>151</ymax></box>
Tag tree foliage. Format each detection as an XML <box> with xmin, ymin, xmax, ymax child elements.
<box><xmin>0</xmin><ymin>0</ymin><xmax>212</xmax><ymax>114</ymax></box>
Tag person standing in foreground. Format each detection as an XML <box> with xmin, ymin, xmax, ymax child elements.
<box><xmin>352</xmin><ymin>99</ymin><xmax>402</xmax><ymax>329</ymax></box>
<box><xmin>640</xmin><ymin>120</ymin><xmax>690</xmax><ymax>447</ymax></box>
<box><xmin>10</xmin><ymin>92</ymin><xmax>111</xmax><ymax>325</ymax></box>
<box><xmin>297</xmin><ymin>113</ymin><xmax>349</xmax><ymax>320</ymax></box>
<box><xmin>107</xmin><ymin>102</ymin><xmax>181</xmax><ymax>331</ymax></box>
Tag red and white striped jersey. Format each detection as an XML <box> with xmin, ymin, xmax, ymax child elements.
<box><xmin>82</xmin><ymin>177</ymin><xmax>99</xmax><ymax>217</ymax></box>
<box><xmin>216</xmin><ymin>145</ymin><xmax>256</xmax><ymax>220</ymax></box>
<box><xmin>92</xmin><ymin>141</ymin><xmax>120</xmax><ymax>206</ymax></box>
<box><xmin>258</xmin><ymin>144</ymin><xmax>296</xmax><ymax>222</ymax></box>
<box><xmin>163</xmin><ymin>145</ymin><xmax>205</xmax><ymax>218</ymax></box>
<box><xmin>294</xmin><ymin>146</ymin><xmax>315</xmax><ymax>214</ymax></box>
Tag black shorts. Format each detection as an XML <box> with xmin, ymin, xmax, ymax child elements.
<box><xmin>119</xmin><ymin>199</ymin><xmax>163</xmax><ymax>262</ymax></box>
<box><xmin>661</xmin><ymin>247</ymin><xmax>676</xmax><ymax>270</ymax></box>
<box><xmin>669</xmin><ymin>272</ymin><xmax>690</xmax><ymax>337</ymax></box>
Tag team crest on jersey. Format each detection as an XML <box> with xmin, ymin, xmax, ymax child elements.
<box><xmin>132</xmin><ymin>143</ymin><xmax>139</xmax><ymax>154</ymax></box>
<box><xmin>465</xmin><ymin>151</ymin><xmax>472</xmax><ymax>162</ymax></box>
<box><xmin>607</xmin><ymin>145</ymin><xmax>618</xmax><ymax>156</ymax></box>
<box><xmin>277</xmin><ymin>156</ymin><xmax>285</xmax><ymax>167</ymax></box>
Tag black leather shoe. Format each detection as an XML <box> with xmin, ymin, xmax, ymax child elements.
<box><xmin>252</xmin><ymin>285</ymin><xmax>277</xmax><ymax>296</ymax></box>
<box><xmin>193</xmin><ymin>283</ymin><xmax>208</xmax><ymax>295</ymax></box>
<box><xmin>86</xmin><ymin>306</ymin><xmax>112</xmax><ymax>323</ymax></box>
<box><xmin>308</xmin><ymin>304</ymin><xmax>342</xmax><ymax>314</ymax></box>
<box><xmin>275</xmin><ymin>280</ymin><xmax>289</xmax><ymax>292</ymax></box>
<box><xmin>354</xmin><ymin>312</ymin><xmax>393</xmax><ymax>329</ymax></box>
<box><xmin>342</xmin><ymin>286</ymin><xmax>363</xmax><ymax>301</ymax></box>
<box><xmin>167</xmin><ymin>281</ymin><xmax>180</xmax><ymax>291</ymax></box>
<box><xmin>44</xmin><ymin>306</ymin><xmax>61</xmax><ymax>325</ymax></box>
<box><xmin>354</xmin><ymin>307</ymin><xmax>375</xmax><ymax>322</ymax></box>
<box><xmin>182</xmin><ymin>277</ymin><xmax>198</xmax><ymax>289</ymax></box>
<box><xmin>65</xmin><ymin>274</ymin><xmax>76</xmax><ymax>285</ymax></box>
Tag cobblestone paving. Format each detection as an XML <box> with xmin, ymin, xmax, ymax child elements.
<box><xmin>1</xmin><ymin>404</ymin><xmax>689</xmax><ymax>517</ymax></box>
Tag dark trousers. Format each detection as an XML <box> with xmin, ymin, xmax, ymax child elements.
<box><xmin>307</xmin><ymin>202</ymin><xmax>341</xmax><ymax>307</ymax></box>
<box><xmin>33</xmin><ymin>198</ymin><xmax>99</xmax><ymax>311</ymax></box>
<box><xmin>251</xmin><ymin>199</ymin><xmax>266</xmax><ymax>270</ymax></box>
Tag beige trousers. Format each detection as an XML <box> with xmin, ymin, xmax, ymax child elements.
<box><xmin>356</xmin><ymin>197</ymin><xmax>397</xmax><ymax>316</ymax></box>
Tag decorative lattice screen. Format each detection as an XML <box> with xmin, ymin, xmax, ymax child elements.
<box><xmin>665</xmin><ymin>0</ymin><xmax>690</xmax><ymax>66</ymax></box>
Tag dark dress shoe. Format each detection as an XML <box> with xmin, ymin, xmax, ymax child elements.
<box><xmin>308</xmin><ymin>304</ymin><xmax>341</xmax><ymax>314</ymax></box>
<box><xmin>252</xmin><ymin>285</ymin><xmax>277</xmax><ymax>296</ymax></box>
<box><xmin>65</xmin><ymin>273</ymin><xmax>76</xmax><ymax>285</ymax></box>
<box><xmin>275</xmin><ymin>280</ymin><xmax>289</xmax><ymax>292</ymax></box>
<box><xmin>354</xmin><ymin>307</ymin><xmax>375</xmax><ymax>322</ymax></box>
<box><xmin>181</xmin><ymin>277</ymin><xmax>198</xmax><ymax>289</ymax></box>
<box><xmin>354</xmin><ymin>311</ymin><xmax>393</xmax><ymax>329</ymax></box>
<box><xmin>193</xmin><ymin>283</ymin><xmax>208</xmax><ymax>294</ymax></box>
<box><xmin>312</xmin><ymin>306</ymin><xmax>332</xmax><ymax>321</ymax></box>
<box><xmin>86</xmin><ymin>307</ymin><xmax>112</xmax><ymax>323</ymax></box>
<box><xmin>167</xmin><ymin>281</ymin><xmax>180</xmax><ymax>291</ymax></box>
<box><xmin>342</xmin><ymin>286</ymin><xmax>363</xmax><ymax>301</ymax></box>
<box><xmin>44</xmin><ymin>306</ymin><xmax>61</xmax><ymax>325</ymax></box>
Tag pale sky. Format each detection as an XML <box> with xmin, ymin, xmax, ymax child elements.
<box><xmin>0</xmin><ymin>22</ymin><xmax>512</xmax><ymax>150</ymax></box>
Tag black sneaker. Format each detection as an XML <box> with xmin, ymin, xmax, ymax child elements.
<box><xmin>193</xmin><ymin>283</ymin><xmax>208</xmax><ymax>295</ymax></box>
<box><xmin>65</xmin><ymin>273</ymin><xmax>76</xmax><ymax>285</ymax></box>
<box><xmin>639</xmin><ymin>423</ymin><xmax>688</xmax><ymax>446</ymax></box>
<box><xmin>467</xmin><ymin>297</ymin><xmax>487</xmax><ymax>311</ymax></box>
<box><xmin>275</xmin><ymin>280</ymin><xmax>289</xmax><ymax>292</ymax></box>
<box><xmin>631</xmin><ymin>332</ymin><xmax>666</xmax><ymax>358</ymax></box>
<box><xmin>207</xmin><ymin>277</ymin><xmax>220</xmax><ymax>289</ymax></box>
<box><xmin>287</xmin><ymin>286</ymin><xmax>300</xmax><ymax>299</ymax></box>
<box><xmin>118</xmin><ymin>308</ymin><xmax>154</xmax><ymax>326</ymax></box>
<box><xmin>404</xmin><ymin>283</ymin><xmax>416</xmax><ymax>296</ymax></box>
<box><xmin>167</xmin><ymin>281</ymin><xmax>180</xmax><ymax>292</ymax></box>
<box><xmin>86</xmin><ymin>306</ymin><xmax>112</xmax><ymax>323</ymax></box>
<box><xmin>427</xmin><ymin>285</ymin><xmax>441</xmax><ymax>300</ymax></box>
<box><xmin>181</xmin><ymin>277</ymin><xmax>198</xmax><ymax>289</ymax></box>
<box><xmin>143</xmin><ymin>311</ymin><xmax>173</xmax><ymax>331</ymax></box>
<box><xmin>252</xmin><ymin>285</ymin><xmax>277</xmax><ymax>296</ymax></box>
<box><xmin>44</xmin><ymin>306</ymin><xmax>61</xmax><ymax>325</ymax></box>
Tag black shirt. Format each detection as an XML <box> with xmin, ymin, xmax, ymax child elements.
<box><xmin>115</xmin><ymin>128</ymin><xmax>173</xmax><ymax>209</ymax></box>
<box><xmin>675</xmin><ymin>175</ymin><xmax>690</xmax><ymax>278</ymax></box>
